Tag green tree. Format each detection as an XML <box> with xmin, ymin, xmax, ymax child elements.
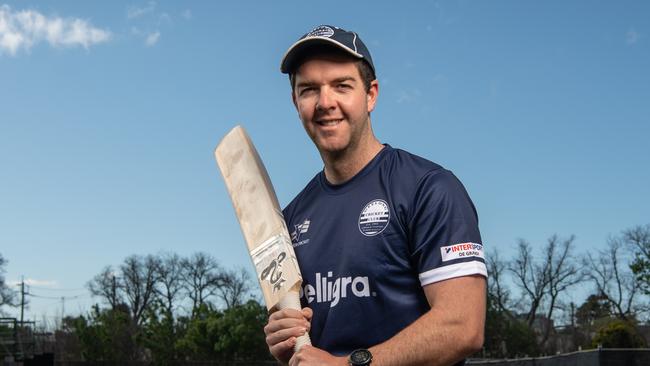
<box><xmin>626</xmin><ymin>224</ymin><xmax>650</xmax><ymax>296</ymax></box>
<box><xmin>140</xmin><ymin>300</ymin><xmax>185</xmax><ymax>365</ymax></box>
<box><xmin>591</xmin><ymin>319</ymin><xmax>646</xmax><ymax>348</ymax></box>
<box><xmin>70</xmin><ymin>304</ymin><xmax>141</xmax><ymax>362</ymax></box>
<box><xmin>484</xmin><ymin>294</ymin><xmax>539</xmax><ymax>358</ymax></box>
<box><xmin>176</xmin><ymin>300</ymin><xmax>272</xmax><ymax>362</ymax></box>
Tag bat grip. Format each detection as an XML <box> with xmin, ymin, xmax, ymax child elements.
<box><xmin>278</xmin><ymin>288</ymin><xmax>312</xmax><ymax>352</ymax></box>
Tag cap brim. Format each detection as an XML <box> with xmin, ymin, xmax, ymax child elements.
<box><xmin>280</xmin><ymin>36</ymin><xmax>364</xmax><ymax>74</ymax></box>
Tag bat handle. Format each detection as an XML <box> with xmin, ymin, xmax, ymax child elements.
<box><xmin>278</xmin><ymin>288</ymin><xmax>312</xmax><ymax>351</ymax></box>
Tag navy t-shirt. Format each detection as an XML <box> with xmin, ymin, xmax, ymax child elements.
<box><xmin>282</xmin><ymin>145</ymin><xmax>486</xmax><ymax>356</ymax></box>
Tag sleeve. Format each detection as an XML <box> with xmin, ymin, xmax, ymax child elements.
<box><xmin>407</xmin><ymin>169</ymin><xmax>487</xmax><ymax>286</ymax></box>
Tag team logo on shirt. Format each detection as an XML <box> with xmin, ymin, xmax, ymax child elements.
<box><xmin>358</xmin><ymin>199</ymin><xmax>390</xmax><ymax>236</ymax></box>
<box><xmin>290</xmin><ymin>219</ymin><xmax>311</xmax><ymax>247</ymax></box>
<box><xmin>440</xmin><ymin>242</ymin><xmax>484</xmax><ymax>262</ymax></box>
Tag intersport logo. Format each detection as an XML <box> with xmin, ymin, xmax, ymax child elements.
<box><xmin>299</xmin><ymin>271</ymin><xmax>373</xmax><ymax>308</ymax></box>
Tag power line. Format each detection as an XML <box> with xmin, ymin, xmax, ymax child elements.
<box><xmin>27</xmin><ymin>285</ymin><xmax>86</xmax><ymax>292</ymax></box>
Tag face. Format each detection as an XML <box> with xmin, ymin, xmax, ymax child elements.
<box><xmin>292</xmin><ymin>55</ymin><xmax>378</xmax><ymax>157</ymax></box>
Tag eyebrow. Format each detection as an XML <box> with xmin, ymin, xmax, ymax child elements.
<box><xmin>296</xmin><ymin>76</ymin><xmax>357</xmax><ymax>89</ymax></box>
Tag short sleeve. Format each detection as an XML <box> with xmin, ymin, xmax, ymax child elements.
<box><xmin>408</xmin><ymin>169</ymin><xmax>487</xmax><ymax>286</ymax></box>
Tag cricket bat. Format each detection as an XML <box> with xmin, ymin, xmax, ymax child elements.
<box><xmin>215</xmin><ymin>125</ymin><xmax>311</xmax><ymax>351</ymax></box>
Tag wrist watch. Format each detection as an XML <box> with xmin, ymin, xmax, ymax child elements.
<box><xmin>349</xmin><ymin>349</ymin><xmax>372</xmax><ymax>366</ymax></box>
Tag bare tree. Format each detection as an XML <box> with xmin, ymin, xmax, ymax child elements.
<box><xmin>87</xmin><ymin>265</ymin><xmax>122</xmax><ymax>309</ymax></box>
<box><xmin>181</xmin><ymin>252</ymin><xmax>224</xmax><ymax>315</ymax></box>
<box><xmin>487</xmin><ymin>249</ymin><xmax>512</xmax><ymax>317</ymax></box>
<box><xmin>540</xmin><ymin>235</ymin><xmax>583</xmax><ymax>346</ymax></box>
<box><xmin>120</xmin><ymin>254</ymin><xmax>161</xmax><ymax>325</ymax></box>
<box><xmin>509</xmin><ymin>239</ymin><xmax>550</xmax><ymax>327</ymax></box>
<box><xmin>585</xmin><ymin>235</ymin><xmax>643</xmax><ymax>320</ymax></box>
<box><xmin>0</xmin><ymin>254</ymin><xmax>18</xmax><ymax>310</ymax></box>
<box><xmin>155</xmin><ymin>252</ymin><xmax>184</xmax><ymax>316</ymax></box>
<box><xmin>217</xmin><ymin>267</ymin><xmax>253</xmax><ymax>310</ymax></box>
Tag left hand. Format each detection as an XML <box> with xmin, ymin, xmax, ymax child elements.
<box><xmin>289</xmin><ymin>345</ymin><xmax>348</xmax><ymax>366</ymax></box>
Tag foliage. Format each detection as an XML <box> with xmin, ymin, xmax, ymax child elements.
<box><xmin>626</xmin><ymin>225</ymin><xmax>650</xmax><ymax>296</ymax></box>
<box><xmin>484</xmin><ymin>294</ymin><xmax>539</xmax><ymax>358</ymax></box>
<box><xmin>69</xmin><ymin>304</ymin><xmax>140</xmax><ymax>362</ymax></box>
<box><xmin>0</xmin><ymin>254</ymin><xmax>18</xmax><ymax>310</ymax></box>
<box><xmin>176</xmin><ymin>301</ymin><xmax>272</xmax><ymax>362</ymax></box>
<box><xmin>591</xmin><ymin>319</ymin><xmax>646</xmax><ymax>348</ymax></box>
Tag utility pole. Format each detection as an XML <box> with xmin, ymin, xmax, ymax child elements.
<box><xmin>61</xmin><ymin>296</ymin><xmax>65</xmax><ymax>322</ymax></box>
<box><xmin>19</xmin><ymin>276</ymin><xmax>26</xmax><ymax>326</ymax></box>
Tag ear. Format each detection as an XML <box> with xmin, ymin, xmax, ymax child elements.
<box><xmin>367</xmin><ymin>80</ymin><xmax>379</xmax><ymax>113</ymax></box>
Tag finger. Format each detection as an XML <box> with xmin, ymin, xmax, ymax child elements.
<box><xmin>269</xmin><ymin>308</ymin><xmax>306</xmax><ymax>321</ymax></box>
<box><xmin>301</xmin><ymin>307</ymin><xmax>313</xmax><ymax>321</ymax></box>
<box><xmin>271</xmin><ymin>336</ymin><xmax>295</xmax><ymax>359</ymax></box>
<box><xmin>266</xmin><ymin>325</ymin><xmax>308</xmax><ymax>346</ymax></box>
<box><xmin>265</xmin><ymin>317</ymin><xmax>311</xmax><ymax>335</ymax></box>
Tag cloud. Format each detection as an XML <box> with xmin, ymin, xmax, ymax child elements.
<box><xmin>181</xmin><ymin>9</ymin><xmax>192</xmax><ymax>20</ymax></box>
<box><xmin>127</xmin><ymin>1</ymin><xmax>156</xmax><ymax>19</ymax></box>
<box><xmin>8</xmin><ymin>279</ymin><xmax>58</xmax><ymax>287</ymax></box>
<box><xmin>145</xmin><ymin>31</ymin><xmax>159</xmax><ymax>46</ymax></box>
<box><xmin>0</xmin><ymin>4</ymin><xmax>110</xmax><ymax>56</ymax></box>
<box><xmin>626</xmin><ymin>29</ymin><xmax>639</xmax><ymax>45</ymax></box>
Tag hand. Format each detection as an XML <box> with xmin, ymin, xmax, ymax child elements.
<box><xmin>264</xmin><ymin>307</ymin><xmax>312</xmax><ymax>363</ymax></box>
<box><xmin>289</xmin><ymin>345</ymin><xmax>348</xmax><ymax>366</ymax></box>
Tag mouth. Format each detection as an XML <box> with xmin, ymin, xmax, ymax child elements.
<box><xmin>315</xmin><ymin>118</ymin><xmax>343</xmax><ymax>126</ymax></box>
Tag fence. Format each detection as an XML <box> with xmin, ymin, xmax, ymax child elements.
<box><xmin>468</xmin><ymin>348</ymin><xmax>650</xmax><ymax>366</ymax></box>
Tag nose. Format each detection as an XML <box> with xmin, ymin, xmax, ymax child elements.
<box><xmin>316</xmin><ymin>87</ymin><xmax>335</xmax><ymax>111</ymax></box>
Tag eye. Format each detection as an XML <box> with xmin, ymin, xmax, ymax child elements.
<box><xmin>337</xmin><ymin>83</ymin><xmax>352</xmax><ymax>90</ymax></box>
<box><xmin>299</xmin><ymin>87</ymin><xmax>316</xmax><ymax>96</ymax></box>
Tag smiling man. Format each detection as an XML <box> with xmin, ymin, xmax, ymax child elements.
<box><xmin>264</xmin><ymin>25</ymin><xmax>487</xmax><ymax>366</ymax></box>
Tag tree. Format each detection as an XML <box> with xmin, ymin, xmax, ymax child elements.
<box><xmin>87</xmin><ymin>266</ymin><xmax>121</xmax><ymax>309</ymax></box>
<box><xmin>625</xmin><ymin>224</ymin><xmax>650</xmax><ymax>296</ymax></box>
<box><xmin>591</xmin><ymin>319</ymin><xmax>646</xmax><ymax>348</ymax></box>
<box><xmin>217</xmin><ymin>267</ymin><xmax>253</xmax><ymax>310</ymax></box>
<box><xmin>509</xmin><ymin>239</ymin><xmax>549</xmax><ymax>327</ymax></box>
<box><xmin>484</xmin><ymin>293</ymin><xmax>539</xmax><ymax>358</ymax></box>
<box><xmin>120</xmin><ymin>254</ymin><xmax>161</xmax><ymax>326</ymax></box>
<box><xmin>576</xmin><ymin>294</ymin><xmax>611</xmax><ymax>329</ymax></box>
<box><xmin>584</xmin><ymin>235</ymin><xmax>641</xmax><ymax>320</ymax></box>
<box><xmin>0</xmin><ymin>254</ymin><xmax>18</xmax><ymax>311</ymax></box>
<box><xmin>175</xmin><ymin>300</ymin><xmax>272</xmax><ymax>362</ymax></box>
<box><xmin>486</xmin><ymin>250</ymin><xmax>512</xmax><ymax>317</ymax></box>
<box><xmin>155</xmin><ymin>252</ymin><xmax>184</xmax><ymax>316</ymax></box>
<box><xmin>69</xmin><ymin>304</ymin><xmax>141</xmax><ymax>363</ymax></box>
<box><xmin>181</xmin><ymin>252</ymin><xmax>224</xmax><ymax>315</ymax></box>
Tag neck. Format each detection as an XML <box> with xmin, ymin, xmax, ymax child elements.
<box><xmin>321</xmin><ymin>131</ymin><xmax>384</xmax><ymax>185</ymax></box>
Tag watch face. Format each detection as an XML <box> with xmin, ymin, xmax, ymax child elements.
<box><xmin>350</xmin><ymin>349</ymin><xmax>372</xmax><ymax>365</ymax></box>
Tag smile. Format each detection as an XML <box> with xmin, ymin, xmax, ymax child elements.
<box><xmin>315</xmin><ymin>119</ymin><xmax>343</xmax><ymax>126</ymax></box>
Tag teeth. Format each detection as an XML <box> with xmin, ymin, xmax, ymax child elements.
<box><xmin>317</xmin><ymin>119</ymin><xmax>342</xmax><ymax>126</ymax></box>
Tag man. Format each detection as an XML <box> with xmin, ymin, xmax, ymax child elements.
<box><xmin>264</xmin><ymin>25</ymin><xmax>487</xmax><ymax>366</ymax></box>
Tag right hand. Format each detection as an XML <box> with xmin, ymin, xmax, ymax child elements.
<box><xmin>264</xmin><ymin>307</ymin><xmax>313</xmax><ymax>363</ymax></box>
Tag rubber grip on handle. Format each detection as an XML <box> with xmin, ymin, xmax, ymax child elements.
<box><xmin>277</xmin><ymin>288</ymin><xmax>312</xmax><ymax>352</ymax></box>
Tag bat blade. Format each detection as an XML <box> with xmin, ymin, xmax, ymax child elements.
<box><xmin>215</xmin><ymin>125</ymin><xmax>311</xmax><ymax>350</ymax></box>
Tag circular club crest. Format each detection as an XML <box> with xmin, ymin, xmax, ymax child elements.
<box><xmin>358</xmin><ymin>199</ymin><xmax>390</xmax><ymax>236</ymax></box>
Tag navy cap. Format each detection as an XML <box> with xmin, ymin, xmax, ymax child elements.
<box><xmin>280</xmin><ymin>25</ymin><xmax>375</xmax><ymax>75</ymax></box>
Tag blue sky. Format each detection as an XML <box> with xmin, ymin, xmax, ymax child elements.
<box><xmin>1</xmin><ymin>1</ymin><xmax>648</xmax><ymax>324</ymax></box>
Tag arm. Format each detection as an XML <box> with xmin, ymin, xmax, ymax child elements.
<box><xmin>290</xmin><ymin>274</ymin><xmax>486</xmax><ymax>366</ymax></box>
<box><xmin>369</xmin><ymin>274</ymin><xmax>486</xmax><ymax>365</ymax></box>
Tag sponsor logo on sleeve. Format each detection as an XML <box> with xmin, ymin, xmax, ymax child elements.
<box><xmin>440</xmin><ymin>242</ymin><xmax>484</xmax><ymax>262</ymax></box>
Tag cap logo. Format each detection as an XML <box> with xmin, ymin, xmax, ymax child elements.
<box><xmin>307</xmin><ymin>25</ymin><xmax>334</xmax><ymax>38</ymax></box>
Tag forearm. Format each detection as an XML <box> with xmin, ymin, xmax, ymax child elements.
<box><xmin>369</xmin><ymin>276</ymin><xmax>486</xmax><ymax>366</ymax></box>
<box><xmin>369</xmin><ymin>308</ymin><xmax>482</xmax><ymax>365</ymax></box>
